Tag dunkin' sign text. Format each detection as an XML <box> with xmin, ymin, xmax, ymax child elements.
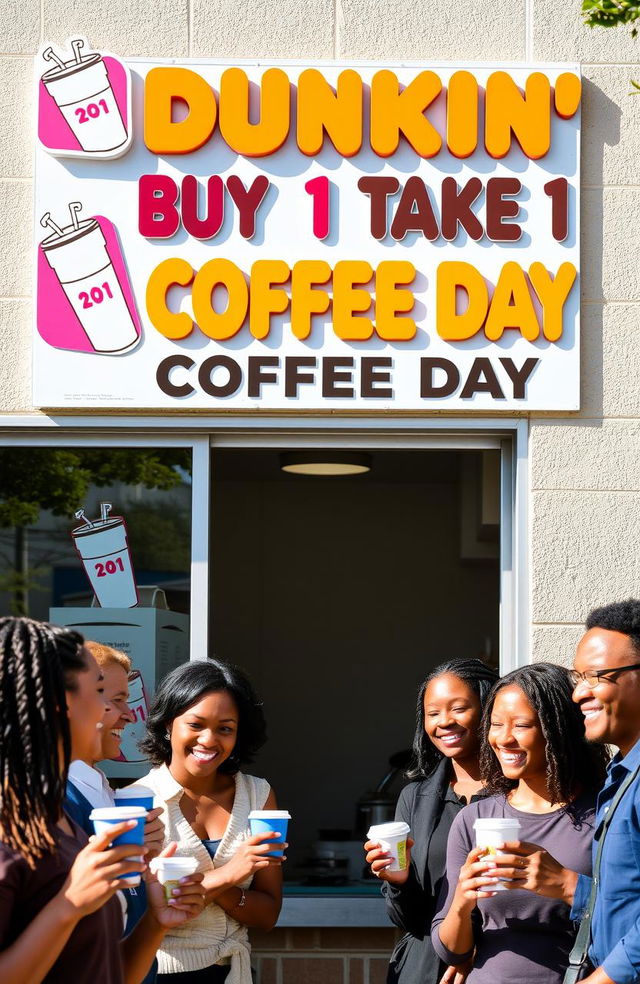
<box><xmin>34</xmin><ymin>42</ymin><xmax>581</xmax><ymax>410</ymax></box>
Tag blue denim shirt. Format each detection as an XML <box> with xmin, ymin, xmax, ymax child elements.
<box><xmin>571</xmin><ymin>737</ymin><xmax>640</xmax><ymax>983</ymax></box>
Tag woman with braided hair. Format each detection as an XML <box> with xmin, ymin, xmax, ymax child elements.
<box><xmin>0</xmin><ymin>616</ymin><xmax>206</xmax><ymax>984</ymax></box>
<box><xmin>431</xmin><ymin>663</ymin><xmax>609</xmax><ymax>984</ymax></box>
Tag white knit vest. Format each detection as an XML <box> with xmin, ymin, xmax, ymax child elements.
<box><xmin>137</xmin><ymin>765</ymin><xmax>270</xmax><ymax>981</ymax></box>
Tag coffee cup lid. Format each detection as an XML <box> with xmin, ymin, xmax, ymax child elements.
<box><xmin>115</xmin><ymin>785</ymin><xmax>154</xmax><ymax>799</ymax></box>
<box><xmin>41</xmin><ymin>218</ymin><xmax>100</xmax><ymax>252</ymax></box>
<box><xmin>248</xmin><ymin>810</ymin><xmax>291</xmax><ymax>820</ymax></box>
<box><xmin>72</xmin><ymin>516</ymin><xmax>124</xmax><ymax>536</ymax></box>
<box><xmin>150</xmin><ymin>856</ymin><xmax>198</xmax><ymax>873</ymax></box>
<box><xmin>473</xmin><ymin>818</ymin><xmax>521</xmax><ymax>829</ymax></box>
<box><xmin>41</xmin><ymin>52</ymin><xmax>102</xmax><ymax>82</ymax></box>
<box><xmin>367</xmin><ymin>821</ymin><xmax>410</xmax><ymax>839</ymax></box>
<box><xmin>89</xmin><ymin>806</ymin><xmax>147</xmax><ymax>820</ymax></box>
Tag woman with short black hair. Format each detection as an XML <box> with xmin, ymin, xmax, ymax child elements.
<box><xmin>137</xmin><ymin>659</ymin><xmax>283</xmax><ymax>983</ymax></box>
<box><xmin>140</xmin><ymin>660</ymin><xmax>267</xmax><ymax>774</ymax></box>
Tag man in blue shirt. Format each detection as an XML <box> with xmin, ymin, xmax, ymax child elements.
<box><xmin>568</xmin><ymin>600</ymin><xmax>640</xmax><ymax>984</ymax></box>
<box><xmin>487</xmin><ymin>600</ymin><xmax>640</xmax><ymax>984</ymax></box>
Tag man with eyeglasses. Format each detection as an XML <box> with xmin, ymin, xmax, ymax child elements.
<box><xmin>486</xmin><ymin>599</ymin><xmax>640</xmax><ymax>984</ymax></box>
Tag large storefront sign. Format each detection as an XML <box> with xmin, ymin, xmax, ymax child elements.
<box><xmin>33</xmin><ymin>40</ymin><xmax>581</xmax><ymax>410</ymax></box>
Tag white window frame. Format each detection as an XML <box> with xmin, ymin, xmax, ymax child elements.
<box><xmin>0</xmin><ymin>415</ymin><xmax>528</xmax><ymax>670</ymax></box>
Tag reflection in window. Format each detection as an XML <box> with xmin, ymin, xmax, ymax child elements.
<box><xmin>0</xmin><ymin>447</ymin><xmax>192</xmax><ymax>618</ymax></box>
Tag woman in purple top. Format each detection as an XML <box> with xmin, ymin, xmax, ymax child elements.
<box><xmin>432</xmin><ymin>663</ymin><xmax>609</xmax><ymax>984</ymax></box>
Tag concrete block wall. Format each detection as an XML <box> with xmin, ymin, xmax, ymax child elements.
<box><xmin>528</xmin><ymin>12</ymin><xmax>640</xmax><ymax>663</ymax></box>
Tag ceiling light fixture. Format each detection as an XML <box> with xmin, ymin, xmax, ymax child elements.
<box><xmin>280</xmin><ymin>451</ymin><xmax>372</xmax><ymax>476</ymax></box>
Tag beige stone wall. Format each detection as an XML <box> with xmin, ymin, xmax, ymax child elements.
<box><xmin>1</xmin><ymin>1</ymin><xmax>639</xmax><ymax>670</ymax></box>
<box><xmin>530</xmin><ymin>24</ymin><xmax>640</xmax><ymax>663</ymax></box>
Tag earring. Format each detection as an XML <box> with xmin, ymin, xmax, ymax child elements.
<box><xmin>164</xmin><ymin>731</ymin><xmax>171</xmax><ymax>740</ymax></box>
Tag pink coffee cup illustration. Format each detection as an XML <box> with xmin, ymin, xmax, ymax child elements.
<box><xmin>40</xmin><ymin>203</ymin><xmax>139</xmax><ymax>354</ymax></box>
<box><xmin>72</xmin><ymin>503</ymin><xmax>139</xmax><ymax>608</ymax></box>
<box><xmin>41</xmin><ymin>39</ymin><xmax>128</xmax><ymax>154</ymax></box>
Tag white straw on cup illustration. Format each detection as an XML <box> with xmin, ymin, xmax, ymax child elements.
<box><xmin>72</xmin><ymin>503</ymin><xmax>139</xmax><ymax>608</ymax></box>
<box><xmin>40</xmin><ymin>202</ymin><xmax>139</xmax><ymax>354</ymax></box>
<box><xmin>41</xmin><ymin>38</ymin><xmax>128</xmax><ymax>154</ymax></box>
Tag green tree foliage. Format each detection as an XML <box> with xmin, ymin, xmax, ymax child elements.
<box><xmin>124</xmin><ymin>500</ymin><xmax>191</xmax><ymax>572</ymax></box>
<box><xmin>582</xmin><ymin>0</ymin><xmax>640</xmax><ymax>37</ymax></box>
<box><xmin>0</xmin><ymin>447</ymin><xmax>192</xmax><ymax>613</ymax></box>
<box><xmin>0</xmin><ymin>447</ymin><xmax>191</xmax><ymax>528</ymax></box>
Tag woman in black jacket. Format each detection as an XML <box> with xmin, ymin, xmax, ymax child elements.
<box><xmin>364</xmin><ymin>658</ymin><xmax>498</xmax><ymax>984</ymax></box>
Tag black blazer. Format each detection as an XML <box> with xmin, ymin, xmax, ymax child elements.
<box><xmin>382</xmin><ymin>759</ymin><xmax>458</xmax><ymax>984</ymax></box>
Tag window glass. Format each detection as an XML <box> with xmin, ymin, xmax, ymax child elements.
<box><xmin>0</xmin><ymin>445</ymin><xmax>192</xmax><ymax>779</ymax></box>
<box><xmin>211</xmin><ymin>448</ymin><xmax>500</xmax><ymax>889</ymax></box>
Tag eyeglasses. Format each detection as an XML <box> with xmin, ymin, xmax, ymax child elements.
<box><xmin>570</xmin><ymin>662</ymin><xmax>640</xmax><ymax>688</ymax></box>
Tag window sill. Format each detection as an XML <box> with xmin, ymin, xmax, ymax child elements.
<box><xmin>279</xmin><ymin>887</ymin><xmax>388</xmax><ymax>927</ymax></box>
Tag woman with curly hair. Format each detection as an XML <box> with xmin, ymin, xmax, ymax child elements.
<box><xmin>431</xmin><ymin>663</ymin><xmax>609</xmax><ymax>984</ymax></box>
<box><xmin>135</xmin><ymin>659</ymin><xmax>284</xmax><ymax>983</ymax></box>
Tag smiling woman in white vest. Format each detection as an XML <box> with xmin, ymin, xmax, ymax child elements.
<box><xmin>136</xmin><ymin>660</ymin><xmax>284</xmax><ymax>984</ymax></box>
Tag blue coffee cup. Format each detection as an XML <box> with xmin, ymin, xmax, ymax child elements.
<box><xmin>248</xmin><ymin>810</ymin><xmax>291</xmax><ymax>858</ymax></box>
<box><xmin>90</xmin><ymin>806</ymin><xmax>147</xmax><ymax>885</ymax></box>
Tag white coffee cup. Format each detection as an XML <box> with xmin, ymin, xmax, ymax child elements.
<box><xmin>71</xmin><ymin>515</ymin><xmax>138</xmax><ymax>607</ymax></box>
<box><xmin>367</xmin><ymin>821</ymin><xmax>411</xmax><ymax>872</ymax></box>
<box><xmin>42</xmin><ymin>52</ymin><xmax>127</xmax><ymax>153</ymax></box>
<box><xmin>473</xmin><ymin>817</ymin><xmax>521</xmax><ymax>890</ymax></box>
<box><xmin>41</xmin><ymin>219</ymin><xmax>139</xmax><ymax>355</ymax></box>
<box><xmin>150</xmin><ymin>856</ymin><xmax>199</xmax><ymax>900</ymax></box>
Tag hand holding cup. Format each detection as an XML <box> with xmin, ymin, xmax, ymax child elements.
<box><xmin>147</xmin><ymin>843</ymin><xmax>206</xmax><ymax>927</ymax></box>
<box><xmin>454</xmin><ymin>845</ymin><xmax>501</xmax><ymax>903</ymax></box>
<box><xmin>248</xmin><ymin>810</ymin><xmax>290</xmax><ymax>859</ymax></box>
<box><xmin>225</xmin><ymin>832</ymin><xmax>289</xmax><ymax>885</ymax></box>
<box><xmin>364</xmin><ymin>836</ymin><xmax>414</xmax><ymax>885</ymax></box>
<box><xmin>60</xmin><ymin>819</ymin><xmax>147</xmax><ymax>917</ymax></box>
<box><xmin>482</xmin><ymin>840</ymin><xmax>577</xmax><ymax>902</ymax></box>
<box><xmin>89</xmin><ymin>806</ymin><xmax>147</xmax><ymax>886</ymax></box>
<box><xmin>473</xmin><ymin>818</ymin><xmax>521</xmax><ymax>891</ymax></box>
<box><xmin>365</xmin><ymin>822</ymin><xmax>411</xmax><ymax>884</ymax></box>
<box><xmin>141</xmin><ymin>808</ymin><xmax>165</xmax><ymax>860</ymax></box>
<box><xmin>114</xmin><ymin>785</ymin><xmax>164</xmax><ymax>860</ymax></box>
